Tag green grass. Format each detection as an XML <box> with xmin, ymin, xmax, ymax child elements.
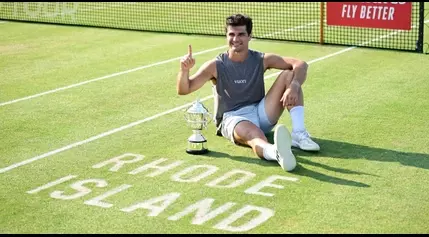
<box><xmin>0</xmin><ymin>19</ymin><xmax>429</xmax><ymax>234</ymax></box>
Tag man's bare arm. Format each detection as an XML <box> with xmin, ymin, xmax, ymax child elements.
<box><xmin>263</xmin><ymin>53</ymin><xmax>309</xmax><ymax>87</ymax></box>
<box><xmin>176</xmin><ymin>59</ymin><xmax>216</xmax><ymax>95</ymax></box>
<box><xmin>176</xmin><ymin>45</ymin><xmax>216</xmax><ymax>95</ymax></box>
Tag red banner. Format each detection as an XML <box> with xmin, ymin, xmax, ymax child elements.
<box><xmin>326</xmin><ymin>2</ymin><xmax>412</xmax><ymax>30</ymax></box>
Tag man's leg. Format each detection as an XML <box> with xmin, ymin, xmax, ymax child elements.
<box><xmin>221</xmin><ymin>105</ymin><xmax>271</xmax><ymax>159</ymax></box>
<box><xmin>232</xmin><ymin>121</ymin><xmax>296</xmax><ymax>172</ymax></box>
<box><xmin>220</xmin><ymin>103</ymin><xmax>296</xmax><ymax>171</ymax></box>
<box><xmin>232</xmin><ymin>120</ymin><xmax>269</xmax><ymax>158</ymax></box>
<box><xmin>263</xmin><ymin>70</ymin><xmax>320</xmax><ymax>151</ymax></box>
<box><xmin>263</xmin><ymin>70</ymin><xmax>301</xmax><ymax>125</ymax></box>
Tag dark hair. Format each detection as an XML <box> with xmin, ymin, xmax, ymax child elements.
<box><xmin>225</xmin><ymin>14</ymin><xmax>253</xmax><ymax>35</ymax></box>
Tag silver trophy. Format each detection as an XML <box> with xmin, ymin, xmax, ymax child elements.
<box><xmin>184</xmin><ymin>99</ymin><xmax>212</xmax><ymax>155</ymax></box>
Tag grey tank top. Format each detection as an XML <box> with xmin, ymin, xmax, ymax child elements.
<box><xmin>212</xmin><ymin>49</ymin><xmax>265</xmax><ymax>132</ymax></box>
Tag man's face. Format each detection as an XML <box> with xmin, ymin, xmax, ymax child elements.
<box><xmin>226</xmin><ymin>25</ymin><xmax>251</xmax><ymax>53</ymax></box>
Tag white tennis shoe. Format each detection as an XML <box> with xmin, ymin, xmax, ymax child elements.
<box><xmin>291</xmin><ymin>130</ymin><xmax>320</xmax><ymax>151</ymax></box>
<box><xmin>273</xmin><ymin>124</ymin><xmax>297</xmax><ymax>172</ymax></box>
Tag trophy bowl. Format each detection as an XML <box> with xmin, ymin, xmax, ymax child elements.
<box><xmin>184</xmin><ymin>99</ymin><xmax>212</xmax><ymax>155</ymax></box>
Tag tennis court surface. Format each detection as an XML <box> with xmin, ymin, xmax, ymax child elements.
<box><xmin>1</xmin><ymin>2</ymin><xmax>429</xmax><ymax>234</ymax></box>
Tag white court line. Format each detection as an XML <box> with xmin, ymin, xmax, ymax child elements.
<box><xmin>254</xmin><ymin>20</ymin><xmax>427</xmax><ymax>80</ymax></box>
<box><xmin>0</xmin><ymin>21</ymin><xmax>317</xmax><ymax>107</ymax></box>
<box><xmin>0</xmin><ymin>21</ymin><xmax>6</xmax><ymax>24</ymax></box>
<box><xmin>0</xmin><ymin>22</ymin><xmax>423</xmax><ymax>174</ymax></box>
<box><xmin>261</xmin><ymin>21</ymin><xmax>318</xmax><ymax>38</ymax></box>
<box><xmin>0</xmin><ymin>45</ymin><xmax>227</xmax><ymax>107</ymax></box>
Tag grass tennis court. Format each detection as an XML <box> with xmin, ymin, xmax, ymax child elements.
<box><xmin>1</xmin><ymin>8</ymin><xmax>429</xmax><ymax>233</ymax></box>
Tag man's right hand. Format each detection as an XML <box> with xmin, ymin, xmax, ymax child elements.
<box><xmin>180</xmin><ymin>44</ymin><xmax>195</xmax><ymax>71</ymax></box>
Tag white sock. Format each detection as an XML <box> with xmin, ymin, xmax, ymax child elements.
<box><xmin>261</xmin><ymin>143</ymin><xmax>277</xmax><ymax>161</ymax></box>
<box><xmin>290</xmin><ymin>106</ymin><xmax>305</xmax><ymax>133</ymax></box>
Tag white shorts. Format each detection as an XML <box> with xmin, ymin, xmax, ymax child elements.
<box><xmin>219</xmin><ymin>98</ymin><xmax>276</xmax><ymax>144</ymax></box>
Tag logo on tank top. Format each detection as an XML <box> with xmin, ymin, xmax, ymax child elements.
<box><xmin>234</xmin><ymin>79</ymin><xmax>247</xmax><ymax>84</ymax></box>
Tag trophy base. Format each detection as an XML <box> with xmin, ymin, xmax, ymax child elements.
<box><xmin>186</xmin><ymin>148</ymin><xmax>209</xmax><ymax>155</ymax></box>
<box><xmin>186</xmin><ymin>132</ymin><xmax>209</xmax><ymax>155</ymax></box>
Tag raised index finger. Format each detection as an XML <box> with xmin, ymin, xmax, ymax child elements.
<box><xmin>188</xmin><ymin>44</ymin><xmax>192</xmax><ymax>57</ymax></box>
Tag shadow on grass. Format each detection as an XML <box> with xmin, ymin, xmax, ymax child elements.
<box><xmin>202</xmin><ymin>133</ymin><xmax>429</xmax><ymax>188</ymax></box>
<box><xmin>305</xmin><ymin>137</ymin><xmax>429</xmax><ymax>170</ymax></box>
<box><xmin>207</xmin><ymin>150</ymin><xmax>371</xmax><ymax>188</ymax></box>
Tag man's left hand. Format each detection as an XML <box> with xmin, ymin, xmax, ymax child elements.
<box><xmin>280</xmin><ymin>81</ymin><xmax>300</xmax><ymax>108</ymax></box>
